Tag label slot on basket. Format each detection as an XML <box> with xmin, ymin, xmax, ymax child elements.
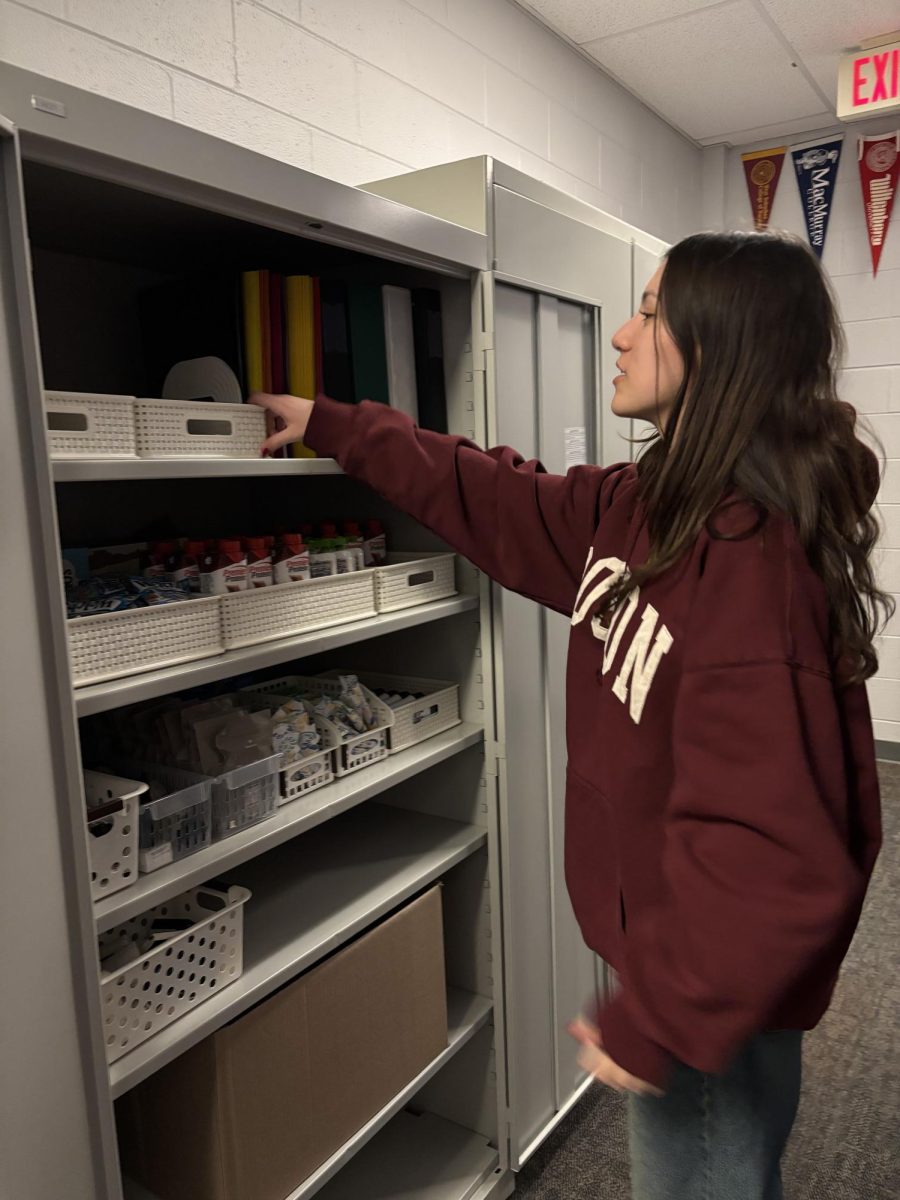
<box><xmin>413</xmin><ymin>703</ymin><xmax>440</xmax><ymax>724</ymax></box>
<box><xmin>47</xmin><ymin>410</ymin><xmax>89</xmax><ymax>432</ymax></box>
<box><xmin>186</xmin><ymin>417</ymin><xmax>233</xmax><ymax>436</ymax></box>
<box><xmin>408</xmin><ymin>569</ymin><xmax>435</xmax><ymax>587</ymax></box>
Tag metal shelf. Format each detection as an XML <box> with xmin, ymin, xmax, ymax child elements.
<box><xmin>123</xmin><ymin>990</ymin><xmax>496</xmax><ymax>1200</ymax></box>
<box><xmin>313</xmin><ymin>1108</ymin><xmax>500</xmax><ymax>1200</ymax></box>
<box><xmin>75</xmin><ymin>594</ymin><xmax>479</xmax><ymax>716</ymax></box>
<box><xmin>53</xmin><ymin>456</ymin><xmax>343</xmax><ymax>481</ymax></box>
<box><xmin>109</xmin><ymin>802</ymin><xmax>488</xmax><ymax>1097</ymax></box>
<box><xmin>94</xmin><ymin>723</ymin><xmax>485</xmax><ymax>933</ymax></box>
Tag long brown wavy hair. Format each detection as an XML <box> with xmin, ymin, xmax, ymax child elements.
<box><xmin>600</xmin><ymin>230</ymin><xmax>894</xmax><ymax>686</ymax></box>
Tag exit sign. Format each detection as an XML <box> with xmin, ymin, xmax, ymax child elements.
<box><xmin>838</xmin><ymin>37</ymin><xmax>900</xmax><ymax>121</ymax></box>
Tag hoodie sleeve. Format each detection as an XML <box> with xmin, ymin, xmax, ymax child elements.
<box><xmin>304</xmin><ymin>394</ymin><xmax>632</xmax><ymax>615</ymax></box>
<box><xmin>594</xmin><ymin>528</ymin><xmax>877</xmax><ymax>1090</ymax></box>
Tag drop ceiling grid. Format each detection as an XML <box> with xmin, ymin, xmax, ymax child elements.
<box><xmin>580</xmin><ymin>1</ymin><xmax>825</xmax><ymax>142</ymax></box>
<box><xmin>518</xmin><ymin>0</ymin><xmax>900</xmax><ymax>145</ymax></box>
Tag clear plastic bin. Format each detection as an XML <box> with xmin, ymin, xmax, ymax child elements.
<box><xmin>212</xmin><ymin>754</ymin><xmax>281</xmax><ymax>839</ymax></box>
<box><xmin>108</xmin><ymin>761</ymin><xmax>213</xmax><ymax>873</ymax></box>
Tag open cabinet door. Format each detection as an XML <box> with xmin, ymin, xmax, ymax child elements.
<box><xmin>0</xmin><ymin>116</ymin><xmax>122</xmax><ymax>1200</ymax></box>
<box><xmin>488</xmin><ymin>267</ymin><xmax>631</xmax><ymax>1171</ymax></box>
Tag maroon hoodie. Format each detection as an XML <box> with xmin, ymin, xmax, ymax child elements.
<box><xmin>304</xmin><ymin>395</ymin><xmax>882</xmax><ymax>1090</ymax></box>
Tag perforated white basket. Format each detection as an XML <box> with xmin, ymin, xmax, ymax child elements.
<box><xmin>219</xmin><ymin>571</ymin><xmax>377</xmax><ymax>650</ymax></box>
<box><xmin>98</xmin><ymin>884</ymin><xmax>249</xmax><ymax>1063</ymax></box>
<box><xmin>67</xmin><ymin>596</ymin><xmax>223</xmax><ymax>687</ymax></box>
<box><xmin>134</xmin><ymin>398</ymin><xmax>266</xmax><ymax>458</ymax></box>
<box><xmin>325</xmin><ymin>670</ymin><xmax>461</xmax><ymax>754</ymax></box>
<box><xmin>374</xmin><ymin>552</ymin><xmax>456</xmax><ymax>613</ymax></box>
<box><xmin>44</xmin><ymin>391</ymin><xmax>137</xmax><ymax>459</ymax></box>
<box><xmin>280</xmin><ymin>748</ymin><xmax>336</xmax><ymax>804</ymax></box>
<box><xmin>83</xmin><ymin>771</ymin><xmax>146</xmax><ymax>901</ymax></box>
<box><xmin>246</xmin><ymin>675</ymin><xmax>393</xmax><ymax>776</ymax></box>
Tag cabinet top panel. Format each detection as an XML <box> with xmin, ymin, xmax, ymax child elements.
<box><xmin>0</xmin><ymin>64</ymin><xmax>488</xmax><ymax>275</ymax></box>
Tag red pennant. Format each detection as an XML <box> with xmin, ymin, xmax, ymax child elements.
<box><xmin>858</xmin><ymin>132</ymin><xmax>900</xmax><ymax>276</ymax></box>
<box><xmin>741</xmin><ymin>146</ymin><xmax>787</xmax><ymax>230</ymax></box>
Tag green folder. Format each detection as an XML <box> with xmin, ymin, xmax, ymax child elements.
<box><xmin>348</xmin><ymin>282</ymin><xmax>390</xmax><ymax>405</ymax></box>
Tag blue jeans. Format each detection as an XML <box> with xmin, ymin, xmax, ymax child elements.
<box><xmin>628</xmin><ymin>1030</ymin><xmax>803</xmax><ymax>1200</ymax></box>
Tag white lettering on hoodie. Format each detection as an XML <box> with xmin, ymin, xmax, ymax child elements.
<box><xmin>572</xmin><ymin>549</ymin><xmax>673</xmax><ymax>725</ymax></box>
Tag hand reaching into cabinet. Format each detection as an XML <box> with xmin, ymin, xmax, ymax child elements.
<box><xmin>249</xmin><ymin>392</ymin><xmax>316</xmax><ymax>456</ymax></box>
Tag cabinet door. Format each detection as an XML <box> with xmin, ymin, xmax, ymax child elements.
<box><xmin>490</xmin><ymin>281</ymin><xmax>606</xmax><ymax>1169</ymax></box>
<box><xmin>0</xmin><ymin>117</ymin><xmax>121</xmax><ymax>1200</ymax></box>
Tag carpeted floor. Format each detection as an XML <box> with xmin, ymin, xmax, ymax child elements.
<box><xmin>514</xmin><ymin>762</ymin><xmax>900</xmax><ymax>1200</ymax></box>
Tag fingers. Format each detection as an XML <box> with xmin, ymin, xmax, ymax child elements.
<box><xmin>567</xmin><ymin>1017</ymin><xmax>600</xmax><ymax>1047</ymax></box>
<box><xmin>259</xmin><ymin>429</ymin><xmax>296</xmax><ymax>456</ymax></box>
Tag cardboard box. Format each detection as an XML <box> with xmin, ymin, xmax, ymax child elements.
<box><xmin>117</xmin><ymin>884</ymin><xmax>448</xmax><ymax>1200</ymax></box>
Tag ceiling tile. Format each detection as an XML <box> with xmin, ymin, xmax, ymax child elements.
<box><xmin>519</xmin><ymin>0</ymin><xmax>726</xmax><ymax>44</ymax></box>
<box><xmin>582</xmin><ymin>0</ymin><xmax>825</xmax><ymax>141</ymax></box>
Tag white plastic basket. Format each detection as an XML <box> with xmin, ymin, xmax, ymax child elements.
<box><xmin>67</xmin><ymin>596</ymin><xmax>223</xmax><ymax>687</ymax></box>
<box><xmin>44</xmin><ymin>391</ymin><xmax>137</xmax><ymax>459</ymax></box>
<box><xmin>98</xmin><ymin>883</ymin><xmax>250</xmax><ymax>1063</ymax></box>
<box><xmin>246</xmin><ymin>675</ymin><xmax>393</xmax><ymax>777</ymax></box>
<box><xmin>83</xmin><ymin>770</ymin><xmax>146</xmax><ymax>901</ymax></box>
<box><xmin>374</xmin><ymin>552</ymin><xmax>456</xmax><ymax>613</ymax></box>
<box><xmin>134</xmin><ymin>398</ymin><xmax>266</xmax><ymax>458</ymax></box>
<box><xmin>219</xmin><ymin>571</ymin><xmax>377</xmax><ymax>650</ymax></box>
<box><xmin>279</xmin><ymin>748</ymin><xmax>336</xmax><ymax>804</ymax></box>
<box><xmin>325</xmin><ymin>671</ymin><xmax>461</xmax><ymax>754</ymax></box>
<box><xmin>212</xmin><ymin>754</ymin><xmax>281</xmax><ymax>839</ymax></box>
<box><xmin>108</xmin><ymin>761</ymin><xmax>214</xmax><ymax>873</ymax></box>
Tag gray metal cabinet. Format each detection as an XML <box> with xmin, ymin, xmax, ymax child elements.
<box><xmin>0</xmin><ymin>66</ymin><xmax>668</xmax><ymax>1199</ymax></box>
<box><xmin>364</xmin><ymin>158</ymin><xmax>667</xmax><ymax>1169</ymax></box>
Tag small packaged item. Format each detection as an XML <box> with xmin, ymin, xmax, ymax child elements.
<box><xmin>338</xmin><ymin>674</ymin><xmax>377</xmax><ymax>730</ymax></box>
<box><xmin>169</xmin><ymin>539</ymin><xmax>205</xmax><ymax>592</ymax></box>
<box><xmin>142</xmin><ymin>540</ymin><xmax>178</xmax><ymax>579</ymax></box>
<box><xmin>273</xmin><ymin>534</ymin><xmax>311</xmax><ymax>584</ymax></box>
<box><xmin>307</xmin><ymin>539</ymin><xmax>338</xmax><ymax>578</ymax></box>
<box><xmin>215</xmin><ymin>710</ymin><xmax>273</xmax><ymax>770</ymax></box>
<box><xmin>362</xmin><ymin>519</ymin><xmax>387</xmax><ymax>566</ymax></box>
<box><xmin>200</xmin><ymin>539</ymin><xmax>249</xmax><ymax>595</ymax></box>
<box><xmin>271</xmin><ymin>699</ymin><xmax>321</xmax><ymax>765</ymax></box>
<box><xmin>342</xmin><ymin>521</ymin><xmax>367</xmax><ymax>570</ymax></box>
<box><xmin>244</xmin><ymin>536</ymin><xmax>274</xmax><ymax>588</ymax></box>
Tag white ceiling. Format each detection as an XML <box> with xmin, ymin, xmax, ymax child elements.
<box><xmin>515</xmin><ymin>0</ymin><xmax>900</xmax><ymax>146</ymax></box>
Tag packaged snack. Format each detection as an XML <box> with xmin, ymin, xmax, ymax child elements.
<box><xmin>170</xmin><ymin>539</ymin><xmax>205</xmax><ymax>592</ymax></box>
<box><xmin>244</xmin><ymin>536</ymin><xmax>274</xmax><ymax>588</ymax></box>
<box><xmin>129</xmin><ymin>579</ymin><xmax>192</xmax><ymax>607</ymax></box>
<box><xmin>307</xmin><ymin>539</ymin><xmax>337</xmax><ymax>578</ymax></box>
<box><xmin>273</xmin><ymin>534</ymin><xmax>311</xmax><ymax>584</ymax></box>
<box><xmin>200</xmin><ymin>539</ymin><xmax>248</xmax><ymax>595</ymax></box>
<box><xmin>342</xmin><ymin>521</ymin><xmax>367</xmax><ymax>570</ymax></box>
<box><xmin>142</xmin><ymin>540</ymin><xmax>178</xmax><ymax>579</ymax></box>
<box><xmin>338</xmin><ymin>674</ymin><xmax>377</xmax><ymax>729</ymax></box>
<box><xmin>332</xmin><ymin>538</ymin><xmax>356</xmax><ymax>574</ymax></box>
<box><xmin>215</xmin><ymin>709</ymin><xmax>272</xmax><ymax>770</ymax></box>
<box><xmin>272</xmin><ymin>699</ymin><xmax>321</xmax><ymax>765</ymax></box>
<box><xmin>363</xmin><ymin>519</ymin><xmax>387</xmax><ymax>565</ymax></box>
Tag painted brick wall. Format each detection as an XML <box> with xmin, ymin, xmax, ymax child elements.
<box><xmin>718</xmin><ymin>124</ymin><xmax>900</xmax><ymax>742</ymax></box>
<box><xmin>0</xmin><ymin>0</ymin><xmax>701</xmax><ymax>243</ymax></box>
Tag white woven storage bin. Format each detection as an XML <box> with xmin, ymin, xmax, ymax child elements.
<box><xmin>67</xmin><ymin>596</ymin><xmax>223</xmax><ymax>687</ymax></box>
<box><xmin>247</xmin><ymin>675</ymin><xmax>393</xmax><ymax>777</ymax></box>
<box><xmin>83</xmin><ymin>771</ymin><xmax>146</xmax><ymax>901</ymax></box>
<box><xmin>280</xmin><ymin>749</ymin><xmax>336</xmax><ymax>804</ymax></box>
<box><xmin>98</xmin><ymin>883</ymin><xmax>250</xmax><ymax>1063</ymax></box>
<box><xmin>219</xmin><ymin>571</ymin><xmax>376</xmax><ymax>651</ymax></box>
<box><xmin>374</xmin><ymin>552</ymin><xmax>456</xmax><ymax>613</ymax></box>
<box><xmin>44</xmin><ymin>391</ymin><xmax>137</xmax><ymax>459</ymax></box>
<box><xmin>212</xmin><ymin>755</ymin><xmax>281</xmax><ymax>839</ymax></box>
<box><xmin>134</xmin><ymin>398</ymin><xmax>266</xmax><ymax>458</ymax></box>
<box><xmin>325</xmin><ymin>670</ymin><xmax>461</xmax><ymax>754</ymax></box>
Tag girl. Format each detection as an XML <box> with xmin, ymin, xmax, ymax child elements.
<box><xmin>251</xmin><ymin>230</ymin><xmax>889</xmax><ymax>1200</ymax></box>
